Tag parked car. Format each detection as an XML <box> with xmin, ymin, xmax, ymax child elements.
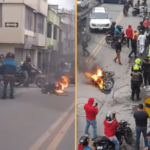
<box><xmin>77</xmin><ymin>0</ymin><xmax>90</xmax><ymax>11</ymax></box>
<box><xmin>103</xmin><ymin>0</ymin><xmax>126</xmax><ymax>4</ymax></box>
<box><xmin>89</xmin><ymin>7</ymin><xmax>112</xmax><ymax>32</ymax></box>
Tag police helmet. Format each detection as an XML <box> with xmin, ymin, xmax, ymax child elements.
<box><xmin>133</xmin><ymin>64</ymin><xmax>140</xmax><ymax>71</ymax></box>
<box><xmin>135</xmin><ymin>58</ymin><xmax>141</xmax><ymax>65</ymax></box>
<box><xmin>106</xmin><ymin>111</ymin><xmax>113</xmax><ymax>122</ymax></box>
<box><xmin>79</xmin><ymin>136</ymin><xmax>89</xmax><ymax>146</ymax></box>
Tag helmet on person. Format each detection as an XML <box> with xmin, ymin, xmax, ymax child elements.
<box><xmin>135</xmin><ymin>58</ymin><xmax>142</xmax><ymax>65</ymax></box>
<box><xmin>145</xmin><ymin>17</ymin><xmax>149</xmax><ymax>20</ymax></box>
<box><xmin>133</xmin><ymin>64</ymin><xmax>140</xmax><ymax>71</ymax></box>
<box><xmin>112</xmin><ymin>22</ymin><xmax>116</xmax><ymax>25</ymax></box>
<box><xmin>26</xmin><ymin>55</ymin><xmax>31</xmax><ymax>61</ymax></box>
<box><xmin>6</xmin><ymin>52</ymin><xmax>15</xmax><ymax>59</ymax></box>
<box><xmin>79</xmin><ymin>136</ymin><xmax>89</xmax><ymax>146</ymax></box>
<box><xmin>106</xmin><ymin>111</ymin><xmax>113</xmax><ymax>122</ymax></box>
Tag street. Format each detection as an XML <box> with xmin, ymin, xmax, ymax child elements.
<box><xmin>77</xmin><ymin>1</ymin><xmax>150</xmax><ymax>150</ymax></box>
<box><xmin>0</xmin><ymin>84</ymin><xmax>75</xmax><ymax>150</ymax></box>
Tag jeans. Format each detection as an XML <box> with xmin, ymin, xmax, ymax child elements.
<box><xmin>136</xmin><ymin>126</ymin><xmax>148</xmax><ymax>149</ymax></box>
<box><xmin>3</xmin><ymin>75</ymin><xmax>15</xmax><ymax>96</ymax></box>
<box><xmin>109</xmin><ymin>136</ymin><xmax>119</xmax><ymax>150</ymax></box>
<box><xmin>127</xmin><ymin>38</ymin><xmax>132</xmax><ymax>48</ymax></box>
<box><xmin>85</xmin><ymin>119</ymin><xmax>97</xmax><ymax>138</ymax></box>
<box><xmin>114</xmin><ymin>51</ymin><xmax>121</xmax><ymax>64</ymax></box>
<box><xmin>129</xmin><ymin>48</ymin><xmax>137</xmax><ymax>58</ymax></box>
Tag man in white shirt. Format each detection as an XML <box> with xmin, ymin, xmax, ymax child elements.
<box><xmin>138</xmin><ymin>32</ymin><xmax>146</xmax><ymax>56</ymax></box>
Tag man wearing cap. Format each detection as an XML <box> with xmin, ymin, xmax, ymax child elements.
<box><xmin>84</xmin><ymin>98</ymin><xmax>98</xmax><ymax>138</ymax></box>
<box><xmin>134</xmin><ymin>103</ymin><xmax>149</xmax><ymax>150</ymax></box>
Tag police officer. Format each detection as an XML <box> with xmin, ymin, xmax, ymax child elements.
<box><xmin>77</xmin><ymin>136</ymin><xmax>93</xmax><ymax>150</ymax></box>
<box><xmin>2</xmin><ymin>52</ymin><xmax>18</xmax><ymax>99</ymax></box>
<box><xmin>131</xmin><ymin>65</ymin><xmax>143</xmax><ymax>100</ymax></box>
<box><xmin>81</xmin><ymin>34</ymin><xmax>90</xmax><ymax>57</ymax></box>
<box><xmin>131</xmin><ymin>58</ymin><xmax>142</xmax><ymax>73</ymax></box>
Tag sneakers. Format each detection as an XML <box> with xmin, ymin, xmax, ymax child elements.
<box><xmin>119</xmin><ymin>63</ymin><xmax>122</xmax><ymax>65</ymax></box>
<box><xmin>113</xmin><ymin>59</ymin><xmax>116</xmax><ymax>63</ymax></box>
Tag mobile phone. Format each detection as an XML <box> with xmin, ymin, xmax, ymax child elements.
<box><xmin>95</xmin><ymin>103</ymin><xmax>98</xmax><ymax>107</ymax></box>
<box><xmin>113</xmin><ymin>113</ymin><xmax>115</xmax><ymax>118</ymax></box>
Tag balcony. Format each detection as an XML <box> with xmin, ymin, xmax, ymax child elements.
<box><xmin>33</xmin><ymin>33</ymin><xmax>45</xmax><ymax>47</ymax></box>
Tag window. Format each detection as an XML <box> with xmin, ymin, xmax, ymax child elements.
<box><xmin>47</xmin><ymin>23</ymin><xmax>52</xmax><ymax>38</ymax></box>
<box><xmin>91</xmin><ymin>12</ymin><xmax>108</xmax><ymax>19</ymax></box>
<box><xmin>0</xmin><ymin>4</ymin><xmax>2</xmax><ymax>27</ymax></box>
<box><xmin>54</xmin><ymin>26</ymin><xmax>57</xmax><ymax>40</ymax></box>
<box><xmin>36</xmin><ymin>14</ymin><xmax>44</xmax><ymax>34</ymax></box>
<box><xmin>25</xmin><ymin>6</ymin><xmax>34</xmax><ymax>31</ymax></box>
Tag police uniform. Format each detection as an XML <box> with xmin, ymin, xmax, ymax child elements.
<box><xmin>131</xmin><ymin>71</ymin><xmax>143</xmax><ymax>100</ymax></box>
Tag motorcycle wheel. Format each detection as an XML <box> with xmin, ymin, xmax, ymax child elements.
<box><xmin>86</xmin><ymin>34</ymin><xmax>91</xmax><ymax>41</ymax></box>
<box><xmin>122</xmin><ymin>37</ymin><xmax>127</xmax><ymax>44</ymax></box>
<box><xmin>132</xmin><ymin>10</ymin><xmax>137</xmax><ymax>17</ymax></box>
<box><xmin>125</xmin><ymin>127</ymin><xmax>133</xmax><ymax>144</ymax></box>
<box><xmin>103</xmin><ymin>81</ymin><xmax>113</xmax><ymax>91</ymax></box>
<box><xmin>106</xmin><ymin>36</ymin><xmax>112</xmax><ymax>44</ymax></box>
<box><xmin>111</xmin><ymin>41</ymin><xmax>116</xmax><ymax>49</ymax></box>
<box><xmin>35</xmin><ymin>77</ymin><xmax>46</xmax><ymax>88</ymax></box>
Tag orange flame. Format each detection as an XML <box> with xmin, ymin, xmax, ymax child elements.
<box><xmin>86</xmin><ymin>67</ymin><xmax>104</xmax><ymax>89</ymax></box>
<box><xmin>55</xmin><ymin>76</ymin><xmax>69</xmax><ymax>94</ymax></box>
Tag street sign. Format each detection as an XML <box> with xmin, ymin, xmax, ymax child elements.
<box><xmin>144</xmin><ymin>96</ymin><xmax>150</xmax><ymax>117</ymax></box>
<box><xmin>5</xmin><ymin>22</ymin><xmax>18</xmax><ymax>27</ymax></box>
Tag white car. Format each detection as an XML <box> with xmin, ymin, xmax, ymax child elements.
<box><xmin>77</xmin><ymin>0</ymin><xmax>90</xmax><ymax>11</ymax></box>
<box><xmin>89</xmin><ymin>7</ymin><xmax>112</xmax><ymax>32</ymax></box>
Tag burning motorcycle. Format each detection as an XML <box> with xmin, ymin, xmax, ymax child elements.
<box><xmin>41</xmin><ymin>76</ymin><xmax>69</xmax><ymax>94</ymax></box>
<box><xmin>91</xmin><ymin>120</ymin><xmax>133</xmax><ymax>150</ymax></box>
<box><xmin>86</xmin><ymin>68</ymin><xmax>115</xmax><ymax>91</ymax></box>
<box><xmin>15</xmin><ymin>68</ymin><xmax>46</xmax><ymax>88</ymax></box>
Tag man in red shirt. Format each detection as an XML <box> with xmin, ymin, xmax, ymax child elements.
<box><xmin>143</xmin><ymin>17</ymin><xmax>149</xmax><ymax>32</ymax></box>
<box><xmin>126</xmin><ymin>25</ymin><xmax>133</xmax><ymax>49</ymax></box>
<box><xmin>103</xmin><ymin>111</ymin><xmax>119</xmax><ymax>150</ymax></box>
<box><xmin>84</xmin><ymin>98</ymin><xmax>98</xmax><ymax>138</ymax></box>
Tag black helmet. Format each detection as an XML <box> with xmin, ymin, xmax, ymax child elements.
<box><xmin>6</xmin><ymin>52</ymin><xmax>15</xmax><ymax>59</ymax></box>
<box><xmin>112</xmin><ymin>22</ymin><xmax>116</xmax><ymax>25</ymax></box>
<box><xmin>79</xmin><ymin>136</ymin><xmax>89</xmax><ymax>146</ymax></box>
<box><xmin>116</xmin><ymin>25</ymin><xmax>120</xmax><ymax>29</ymax></box>
<box><xmin>26</xmin><ymin>55</ymin><xmax>31</xmax><ymax>61</ymax></box>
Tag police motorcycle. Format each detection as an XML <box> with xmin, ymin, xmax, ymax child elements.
<box><xmin>15</xmin><ymin>65</ymin><xmax>46</xmax><ymax>88</ymax></box>
<box><xmin>91</xmin><ymin>120</ymin><xmax>133</xmax><ymax>150</ymax></box>
<box><xmin>111</xmin><ymin>25</ymin><xmax>127</xmax><ymax>49</ymax></box>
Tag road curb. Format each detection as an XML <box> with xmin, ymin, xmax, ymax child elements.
<box><xmin>78</xmin><ymin>2</ymin><xmax>101</xmax><ymax>17</ymax></box>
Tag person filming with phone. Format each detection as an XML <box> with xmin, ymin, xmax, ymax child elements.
<box><xmin>103</xmin><ymin>111</ymin><xmax>120</xmax><ymax>150</ymax></box>
<box><xmin>84</xmin><ymin>98</ymin><xmax>98</xmax><ymax>138</ymax></box>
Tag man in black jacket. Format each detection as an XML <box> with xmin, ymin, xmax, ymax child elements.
<box><xmin>109</xmin><ymin>22</ymin><xmax>116</xmax><ymax>36</ymax></box>
<box><xmin>114</xmin><ymin>37</ymin><xmax>122</xmax><ymax>65</ymax></box>
<box><xmin>134</xmin><ymin>103</ymin><xmax>149</xmax><ymax>150</ymax></box>
<box><xmin>142</xmin><ymin>59</ymin><xmax>150</xmax><ymax>89</ymax></box>
<box><xmin>129</xmin><ymin>35</ymin><xmax>137</xmax><ymax>58</ymax></box>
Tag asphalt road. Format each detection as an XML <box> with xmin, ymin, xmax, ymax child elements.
<box><xmin>0</xmin><ymin>85</ymin><xmax>75</xmax><ymax>150</ymax></box>
<box><xmin>77</xmin><ymin>2</ymin><xmax>150</xmax><ymax>150</ymax></box>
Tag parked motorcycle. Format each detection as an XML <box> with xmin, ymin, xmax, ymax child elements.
<box><xmin>111</xmin><ymin>31</ymin><xmax>127</xmax><ymax>49</ymax></box>
<box><xmin>105</xmin><ymin>31</ymin><xmax>114</xmax><ymax>44</ymax></box>
<box><xmin>132</xmin><ymin>6</ymin><xmax>144</xmax><ymax>17</ymax></box>
<box><xmin>91</xmin><ymin>120</ymin><xmax>133</xmax><ymax>150</ymax></box>
<box><xmin>15</xmin><ymin>68</ymin><xmax>46</xmax><ymax>88</ymax></box>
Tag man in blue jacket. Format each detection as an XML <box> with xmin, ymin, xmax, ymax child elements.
<box><xmin>2</xmin><ymin>52</ymin><xmax>18</xmax><ymax>99</ymax></box>
<box><xmin>77</xmin><ymin>136</ymin><xmax>93</xmax><ymax>150</ymax></box>
<box><xmin>114</xmin><ymin>25</ymin><xmax>123</xmax><ymax>41</ymax></box>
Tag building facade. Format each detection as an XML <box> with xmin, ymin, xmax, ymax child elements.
<box><xmin>0</xmin><ymin>0</ymin><xmax>48</xmax><ymax>68</ymax></box>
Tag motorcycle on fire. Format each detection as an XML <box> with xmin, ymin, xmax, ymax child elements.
<box><xmin>15</xmin><ymin>67</ymin><xmax>46</xmax><ymax>88</ymax></box>
<box><xmin>91</xmin><ymin>120</ymin><xmax>133</xmax><ymax>150</ymax></box>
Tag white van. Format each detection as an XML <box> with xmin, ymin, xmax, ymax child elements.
<box><xmin>77</xmin><ymin>0</ymin><xmax>90</xmax><ymax>11</ymax></box>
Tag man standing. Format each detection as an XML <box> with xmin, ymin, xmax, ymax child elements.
<box><xmin>114</xmin><ymin>37</ymin><xmax>122</xmax><ymax>65</ymax></box>
<box><xmin>129</xmin><ymin>35</ymin><xmax>137</xmax><ymax>58</ymax></box>
<box><xmin>2</xmin><ymin>52</ymin><xmax>18</xmax><ymax>99</ymax></box>
<box><xmin>138</xmin><ymin>31</ymin><xmax>146</xmax><ymax>56</ymax></box>
<box><xmin>126</xmin><ymin>25</ymin><xmax>133</xmax><ymax>49</ymax></box>
<box><xmin>131</xmin><ymin>65</ymin><xmax>143</xmax><ymax>100</ymax></box>
<box><xmin>81</xmin><ymin>35</ymin><xmax>90</xmax><ymax>57</ymax></box>
<box><xmin>84</xmin><ymin>98</ymin><xmax>98</xmax><ymax>138</ymax></box>
<box><xmin>134</xmin><ymin>103</ymin><xmax>149</xmax><ymax>150</ymax></box>
<box><xmin>142</xmin><ymin>59</ymin><xmax>150</xmax><ymax>88</ymax></box>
